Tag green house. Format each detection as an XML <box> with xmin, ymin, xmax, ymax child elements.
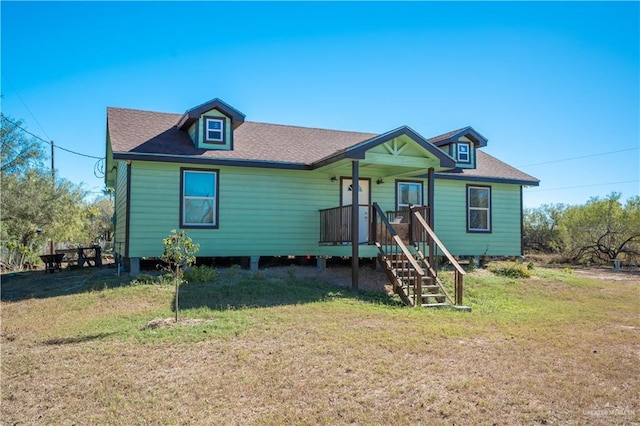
<box><xmin>105</xmin><ymin>99</ymin><xmax>538</xmax><ymax>306</ymax></box>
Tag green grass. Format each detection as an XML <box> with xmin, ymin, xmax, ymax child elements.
<box><xmin>2</xmin><ymin>265</ymin><xmax>639</xmax><ymax>424</ymax></box>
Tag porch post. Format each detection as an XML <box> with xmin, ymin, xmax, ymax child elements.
<box><xmin>428</xmin><ymin>167</ymin><xmax>435</xmax><ymax>273</ymax></box>
<box><xmin>351</xmin><ymin>160</ymin><xmax>359</xmax><ymax>291</ymax></box>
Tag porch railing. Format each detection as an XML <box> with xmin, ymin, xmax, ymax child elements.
<box><xmin>319</xmin><ymin>205</ymin><xmax>351</xmax><ymax>244</ymax></box>
<box><xmin>319</xmin><ymin>205</ymin><xmax>372</xmax><ymax>244</ymax></box>
<box><xmin>319</xmin><ymin>204</ymin><xmax>430</xmax><ymax>245</ymax></box>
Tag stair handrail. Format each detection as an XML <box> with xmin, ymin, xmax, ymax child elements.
<box><xmin>412</xmin><ymin>211</ymin><xmax>466</xmax><ymax>306</ymax></box>
<box><xmin>373</xmin><ymin>203</ymin><xmax>425</xmax><ymax>276</ymax></box>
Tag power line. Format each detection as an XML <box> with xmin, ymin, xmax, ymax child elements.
<box><xmin>3</xmin><ymin>76</ymin><xmax>52</xmax><ymax>141</ymax></box>
<box><xmin>1</xmin><ymin>114</ymin><xmax>104</xmax><ymax>160</ymax></box>
<box><xmin>525</xmin><ymin>179</ymin><xmax>640</xmax><ymax>192</ymax></box>
<box><xmin>516</xmin><ymin>147</ymin><xmax>639</xmax><ymax>168</ymax></box>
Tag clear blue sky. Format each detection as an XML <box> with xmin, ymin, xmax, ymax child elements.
<box><xmin>2</xmin><ymin>1</ymin><xmax>638</xmax><ymax>208</ymax></box>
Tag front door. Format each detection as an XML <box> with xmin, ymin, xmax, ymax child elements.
<box><xmin>341</xmin><ymin>178</ymin><xmax>370</xmax><ymax>243</ymax></box>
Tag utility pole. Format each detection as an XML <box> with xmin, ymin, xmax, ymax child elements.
<box><xmin>51</xmin><ymin>140</ymin><xmax>55</xmax><ymax>181</ymax></box>
<box><xmin>50</xmin><ymin>141</ymin><xmax>55</xmax><ymax>256</ymax></box>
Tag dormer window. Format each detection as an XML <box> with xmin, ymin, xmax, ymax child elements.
<box><xmin>457</xmin><ymin>142</ymin><xmax>470</xmax><ymax>163</ymax></box>
<box><xmin>205</xmin><ymin>117</ymin><xmax>225</xmax><ymax>143</ymax></box>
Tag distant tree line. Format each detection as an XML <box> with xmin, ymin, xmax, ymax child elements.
<box><xmin>523</xmin><ymin>192</ymin><xmax>640</xmax><ymax>265</ymax></box>
<box><xmin>1</xmin><ymin>115</ymin><xmax>113</xmax><ymax>270</ymax></box>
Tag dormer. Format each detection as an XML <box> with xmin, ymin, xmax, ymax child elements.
<box><xmin>428</xmin><ymin>126</ymin><xmax>487</xmax><ymax>169</ymax></box>
<box><xmin>176</xmin><ymin>98</ymin><xmax>246</xmax><ymax>151</ymax></box>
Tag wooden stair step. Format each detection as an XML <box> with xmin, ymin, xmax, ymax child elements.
<box><xmin>389</xmin><ymin>259</ymin><xmax>410</xmax><ymax>265</ymax></box>
<box><xmin>396</xmin><ymin>276</ymin><xmax>435</xmax><ymax>284</ymax></box>
<box><xmin>421</xmin><ymin>285</ymin><xmax>439</xmax><ymax>291</ymax></box>
<box><xmin>421</xmin><ymin>293</ymin><xmax>446</xmax><ymax>299</ymax></box>
<box><xmin>421</xmin><ymin>303</ymin><xmax>450</xmax><ymax>308</ymax></box>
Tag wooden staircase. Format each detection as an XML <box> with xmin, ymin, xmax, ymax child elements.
<box><xmin>372</xmin><ymin>203</ymin><xmax>469</xmax><ymax>310</ymax></box>
<box><xmin>378</xmin><ymin>252</ymin><xmax>450</xmax><ymax>307</ymax></box>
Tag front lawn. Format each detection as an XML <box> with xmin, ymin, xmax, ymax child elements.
<box><xmin>1</xmin><ymin>265</ymin><xmax>638</xmax><ymax>424</ymax></box>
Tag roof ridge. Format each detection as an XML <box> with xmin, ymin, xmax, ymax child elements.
<box><xmin>242</xmin><ymin>120</ymin><xmax>378</xmax><ymax>135</ymax></box>
<box><xmin>107</xmin><ymin>106</ymin><xmax>378</xmax><ymax>135</ymax></box>
<box><xmin>107</xmin><ymin>106</ymin><xmax>181</xmax><ymax>116</ymax></box>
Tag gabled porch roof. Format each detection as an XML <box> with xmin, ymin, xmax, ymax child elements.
<box><xmin>311</xmin><ymin>125</ymin><xmax>456</xmax><ymax>179</ymax></box>
<box><xmin>312</xmin><ymin>125</ymin><xmax>455</xmax><ymax>167</ymax></box>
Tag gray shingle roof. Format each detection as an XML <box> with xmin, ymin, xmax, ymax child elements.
<box><xmin>107</xmin><ymin>107</ymin><xmax>376</xmax><ymax>164</ymax></box>
<box><xmin>107</xmin><ymin>106</ymin><xmax>539</xmax><ymax>185</ymax></box>
<box><xmin>436</xmin><ymin>150</ymin><xmax>539</xmax><ymax>185</ymax></box>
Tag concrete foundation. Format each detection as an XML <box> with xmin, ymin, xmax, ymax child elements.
<box><xmin>250</xmin><ymin>256</ymin><xmax>260</xmax><ymax>272</ymax></box>
<box><xmin>127</xmin><ymin>257</ymin><xmax>140</xmax><ymax>276</ymax></box>
<box><xmin>317</xmin><ymin>257</ymin><xmax>326</xmax><ymax>271</ymax></box>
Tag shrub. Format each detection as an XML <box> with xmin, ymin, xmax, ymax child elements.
<box><xmin>226</xmin><ymin>264</ymin><xmax>242</xmax><ymax>278</ymax></box>
<box><xmin>129</xmin><ymin>273</ymin><xmax>158</xmax><ymax>286</ymax></box>
<box><xmin>183</xmin><ymin>265</ymin><xmax>218</xmax><ymax>284</ymax></box>
<box><xmin>130</xmin><ymin>273</ymin><xmax>172</xmax><ymax>286</ymax></box>
<box><xmin>487</xmin><ymin>262</ymin><xmax>532</xmax><ymax>279</ymax></box>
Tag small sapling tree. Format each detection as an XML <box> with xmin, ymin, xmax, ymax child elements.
<box><xmin>161</xmin><ymin>230</ymin><xmax>199</xmax><ymax>322</ymax></box>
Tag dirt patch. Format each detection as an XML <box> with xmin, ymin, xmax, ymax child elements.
<box><xmin>571</xmin><ymin>267</ymin><xmax>640</xmax><ymax>283</ymax></box>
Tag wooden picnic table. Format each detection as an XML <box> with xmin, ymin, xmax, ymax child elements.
<box><xmin>78</xmin><ymin>246</ymin><xmax>102</xmax><ymax>267</ymax></box>
<box><xmin>55</xmin><ymin>246</ymin><xmax>102</xmax><ymax>268</ymax></box>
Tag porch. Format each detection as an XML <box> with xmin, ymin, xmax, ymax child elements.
<box><xmin>318</xmin><ymin>202</ymin><xmax>468</xmax><ymax>310</ymax></box>
<box><xmin>318</xmin><ymin>204</ymin><xmax>430</xmax><ymax>246</ymax></box>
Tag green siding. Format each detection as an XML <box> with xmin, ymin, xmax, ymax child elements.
<box><xmin>434</xmin><ymin>179</ymin><xmax>522</xmax><ymax>256</ymax></box>
<box><xmin>122</xmin><ymin>162</ymin><xmax>523</xmax><ymax>259</ymax></box>
<box><xmin>127</xmin><ymin>161</ymin><xmax>403</xmax><ymax>258</ymax></box>
<box><xmin>188</xmin><ymin>122</ymin><xmax>196</xmax><ymax>143</ymax></box>
<box><xmin>105</xmin><ymin>136</ymin><xmax>116</xmax><ymax>187</ymax></box>
<box><xmin>113</xmin><ymin>161</ymin><xmax>128</xmax><ymax>257</ymax></box>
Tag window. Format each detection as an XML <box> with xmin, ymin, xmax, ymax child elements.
<box><xmin>467</xmin><ymin>185</ymin><xmax>491</xmax><ymax>232</ymax></box>
<box><xmin>397</xmin><ymin>181</ymin><xmax>423</xmax><ymax>211</ymax></box>
<box><xmin>181</xmin><ymin>169</ymin><xmax>218</xmax><ymax>228</ymax></box>
<box><xmin>457</xmin><ymin>143</ymin><xmax>470</xmax><ymax>163</ymax></box>
<box><xmin>205</xmin><ymin>117</ymin><xmax>224</xmax><ymax>143</ymax></box>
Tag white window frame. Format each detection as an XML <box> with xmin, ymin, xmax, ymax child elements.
<box><xmin>397</xmin><ymin>181</ymin><xmax>423</xmax><ymax>211</ymax></box>
<box><xmin>181</xmin><ymin>169</ymin><xmax>218</xmax><ymax>228</ymax></box>
<box><xmin>467</xmin><ymin>185</ymin><xmax>491</xmax><ymax>232</ymax></box>
<box><xmin>205</xmin><ymin>118</ymin><xmax>224</xmax><ymax>143</ymax></box>
<box><xmin>457</xmin><ymin>142</ymin><xmax>470</xmax><ymax>163</ymax></box>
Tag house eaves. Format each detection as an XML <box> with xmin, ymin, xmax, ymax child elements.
<box><xmin>112</xmin><ymin>151</ymin><xmax>310</xmax><ymax>170</ymax></box>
